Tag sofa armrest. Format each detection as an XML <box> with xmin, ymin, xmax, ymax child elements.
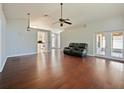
<box><xmin>83</xmin><ymin>49</ymin><xmax>87</xmax><ymax>53</ymax></box>
<box><xmin>82</xmin><ymin>49</ymin><xmax>87</xmax><ymax>56</ymax></box>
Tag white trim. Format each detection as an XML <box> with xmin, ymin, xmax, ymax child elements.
<box><xmin>0</xmin><ymin>57</ymin><xmax>7</xmax><ymax>72</ymax></box>
<box><xmin>87</xmin><ymin>53</ymin><xmax>94</xmax><ymax>56</ymax></box>
<box><xmin>30</xmin><ymin>27</ymin><xmax>50</xmax><ymax>32</ymax></box>
<box><xmin>95</xmin><ymin>29</ymin><xmax>124</xmax><ymax>33</ymax></box>
<box><xmin>7</xmin><ymin>52</ymin><xmax>37</xmax><ymax>58</ymax></box>
<box><xmin>0</xmin><ymin>52</ymin><xmax>37</xmax><ymax>72</ymax></box>
<box><xmin>95</xmin><ymin>55</ymin><xmax>124</xmax><ymax>61</ymax></box>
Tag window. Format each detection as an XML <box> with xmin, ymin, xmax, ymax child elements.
<box><xmin>111</xmin><ymin>32</ymin><xmax>123</xmax><ymax>58</ymax></box>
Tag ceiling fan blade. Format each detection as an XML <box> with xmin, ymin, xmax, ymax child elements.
<box><xmin>63</xmin><ymin>18</ymin><xmax>70</xmax><ymax>21</ymax></box>
<box><xmin>63</xmin><ymin>21</ymin><xmax>72</xmax><ymax>25</ymax></box>
<box><xmin>59</xmin><ymin>18</ymin><xmax>62</xmax><ymax>22</ymax></box>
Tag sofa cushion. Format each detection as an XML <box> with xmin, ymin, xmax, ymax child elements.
<box><xmin>69</xmin><ymin>43</ymin><xmax>75</xmax><ymax>47</ymax></box>
<box><xmin>79</xmin><ymin>43</ymin><xmax>87</xmax><ymax>48</ymax></box>
<box><xmin>71</xmin><ymin>50</ymin><xmax>82</xmax><ymax>56</ymax></box>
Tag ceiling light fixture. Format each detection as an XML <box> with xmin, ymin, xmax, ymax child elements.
<box><xmin>53</xmin><ymin>3</ymin><xmax>72</xmax><ymax>27</ymax></box>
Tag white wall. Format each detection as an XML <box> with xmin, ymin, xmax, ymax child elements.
<box><xmin>61</xmin><ymin>27</ymin><xmax>93</xmax><ymax>55</ymax></box>
<box><xmin>0</xmin><ymin>4</ymin><xmax>7</xmax><ymax>72</ymax></box>
<box><xmin>0</xmin><ymin>11</ymin><xmax>1</xmax><ymax>70</ymax></box>
<box><xmin>7</xmin><ymin>19</ymin><xmax>37</xmax><ymax>57</ymax></box>
<box><xmin>61</xmin><ymin>16</ymin><xmax>124</xmax><ymax>55</ymax></box>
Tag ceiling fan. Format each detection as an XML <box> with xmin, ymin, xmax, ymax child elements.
<box><xmin>27</xmin><ymin>3</ymin><xmax>72</xmax><ymax>31</ymax></box>
<box><xmin>57</xmin><ymin>3</ymin><xmax>72</xmax><ymax>27</ymax></box>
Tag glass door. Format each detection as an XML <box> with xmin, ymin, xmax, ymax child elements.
<box><xmin>111</xmin><ymin>32</ymin><xmax>123</xmax><ymax>58</ymax></box>
<box><xmin>95</xmin><ymin>31</ymin><xmax>124</xmax><ymax>60</ymax></box>
<box><xmin>37</xmin><ymin>31</ymin><xmax>47</xmax><ymax>53</ymax></box>
<box><xmin>51</xmin><ymin>33</ymin><xmax>60</xmax><ymax>49</ymax></box>
<box><xmin>96</xmin><ymin>33</ymin><xmax>106</xmax><ymax>55</ymax></box>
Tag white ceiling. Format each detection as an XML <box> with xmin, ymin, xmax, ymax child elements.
<box><xmin>3</xmin><ymin>3</ymin><xmax>124</xmax><ymax>30</ymax></box>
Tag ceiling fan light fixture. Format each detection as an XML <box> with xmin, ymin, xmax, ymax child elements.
<box><xmin>44</xmin><ymin>14</ymin><xmax>48</xmax><ymax>17</ymax></box>
<box><xmin>27</xmin><ymin>26</ymin><xmax>30</xmax><ymax>31</ymax></box>
<box><xmin>60</xmin><ymin>23</ymin><xmax>63</xmax><ymax>27</ymax></box>
<box><xmin>60</xmin><ymin>3</ymin><xmax>63</xmax><ymax>5</ymax></box>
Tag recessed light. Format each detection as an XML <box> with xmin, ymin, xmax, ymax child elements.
<box><xmin>44</xmin><ymin>14</ymin><xmax>48</xmax><ymax>17</ymax></box>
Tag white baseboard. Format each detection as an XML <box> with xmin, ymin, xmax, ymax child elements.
<box><xmin>86</xmin><ymin>54</ymin><xmax>124</xmax><ymax>61</ymax></box>
<box><xmin>87</xmin><ymin>54</ymin><xmax>94</xmax><ymax>56</ymax></box>
<box><xmin>95</xmin><ymin>55</ymin><xmax>124</xmax><ymax>61</ymax></box>
<box><xmin>0</xmin><ymin>52</ymin><xmax>37</xmax><ymax>72</ymax></box>
<box><xmin>8</xmin><ymin>52</ymin><xmax>37</xmax><ymax>58</ymax></box>
<box><xmin>0</xmin><ymin>57</ymin><xmax>7</xmax><ymax>72</ymax></box>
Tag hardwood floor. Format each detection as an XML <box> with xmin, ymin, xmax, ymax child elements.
<box><xmin>0</xmin><ymin>50</ymin><xmax>124</xmax><ymax>89</ymax></box>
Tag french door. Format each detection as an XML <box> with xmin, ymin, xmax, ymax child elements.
<box><xmin>95</xmin><ymin>31</ymin><xmax>124</xmax><ymax>60</ymax></box>
<box><xmin>96</xmin><ymin>33</ymin><xmax>106</xmax><ymax>56</ymax></box>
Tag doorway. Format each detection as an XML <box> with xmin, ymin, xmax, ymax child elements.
<box><xmin>37</xmin><ymin>31</ymin><xmax>47</xmax><ymax>53</ymax></box>
<box><xmin>51</xmin><ymin>33</ymin><xmax>60</xmax><ymax>49</ymax></box>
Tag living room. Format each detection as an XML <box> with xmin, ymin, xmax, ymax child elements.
<box><xmin>0</xmin><ymin>1</ymin><xmax>124</xmax><ymax>92</ymax></box>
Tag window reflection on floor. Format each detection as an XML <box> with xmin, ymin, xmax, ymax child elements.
<box><xmin>109</xmin><ymin>61</ymin><xmax>124</xmax><ymax>72</ymax></box>
<box><xmin>37</xmin><ymin>49</ymin><xmax>62</xmax><ymax>76</ymax></box>
<box><xmin>94</xmin><ymin>58</ymin><xmax>124</xmax><ymax>84</ymax></box>
<box><xmin>36</xmin><ymin>52</ymin><xmax>47</xmax><ymax>74</ymax></box>
<box><xmin>95</xmin><ymin>58</ymin><xmax>124</xmax><ymax>75</ymax></box>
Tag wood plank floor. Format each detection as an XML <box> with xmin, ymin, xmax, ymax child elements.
<box><xmin>0</xmin><ymin>50</ymin><xmax>124</xmax><ymax>89</ymax></box>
